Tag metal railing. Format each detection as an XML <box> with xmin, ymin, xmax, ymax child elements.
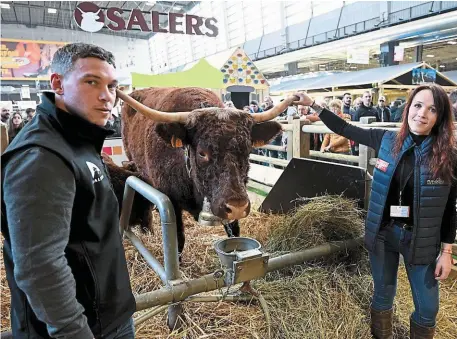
<box><xmin>249</xmin><ymin>2</ymin><xmax>456</xmax><ymax>61</ymax></box>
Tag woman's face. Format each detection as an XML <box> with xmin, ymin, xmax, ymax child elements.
<box><xmin>407</xmin><ymin>89</ymin><xmax>437</xmax><ymax>136</ymax></box>
<box><xmin>12</xmin><ymin>113</ymin><xmax>22</xmax><ymax>127</ymax></box>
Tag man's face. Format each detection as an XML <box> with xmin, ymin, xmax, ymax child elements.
<box><xmin>343</xmin><ymin>94</ymin><xmax>352</xmax><ymax>106</ymax></box>
<box><xmin>51</xmin><ymin>57</ymin><xmax>118</xmax><ymax>127</ymax></box>
<box><xmin>1</xmin><ymin>109</ymin><xmax>10</xmax><ymax>121</ymax></box>
<box><xmin>250</xmin><ymin>104</ymin><xmax>259</xmax><ymax>112</ymax></box>
<box><xmin>27</xmin><ymin>111</ymin><xmax>35</xmax><ymax>120</ymax></box>
<box><xmin>298</xmin><ymin>105</ymin><xmax>308</xmax><ymax>116</ymax></box>
<box><xmin>378</xmin><ymin>96</ymin><xmax>386</xmax><ymax>108</ymax></box>
<box><xmin>362</xmin><ymin>92</ymin><xmax>372</xmax><ymax>107</ymax></box>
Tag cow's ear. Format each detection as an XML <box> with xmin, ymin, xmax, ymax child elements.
<box><xmin>156</xmin><ymin>123</ymin><xmax>188</xmax><ymax>148</ymax></box>
<box><xmin>251</xmin><ymin>121</ymin><xmax>282</xmax><ymax>148</ymax></box>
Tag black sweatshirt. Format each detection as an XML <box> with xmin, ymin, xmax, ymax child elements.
<box><xmin>319</xmin><ymin>109</ymin><xmax>456</xmax><ymax>243</ymax></box>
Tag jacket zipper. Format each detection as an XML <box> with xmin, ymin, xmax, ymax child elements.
<box><xmin>377</xmin><ymin>144</ymin><xmax>414</xmax><ymax>231</ymax></box>
<box><xmin>100</xmin><ymin>156</ymin><xmax>118</xmax><ymax>197</ymax></box>
<box><xmin>409</xmin><ymin>148</ymin><xmax>421</xmax><ymax>263</ymax></box>
<box><xmin>81</xmin><ymin>242</ymin><xmax>102</xmax><ymax>332</ymax></box>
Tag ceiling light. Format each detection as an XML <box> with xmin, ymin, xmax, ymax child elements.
<box><xmin>48</xmin><ymin>8</ymin><xmax>57</xmax><ymax>14</ymax></box>
<box><xmin>147</xmin><ymin>1</ymin><xmax>156</xmax><ymax>5</ymax></box>
<box><xmin>439</xmin><ymin>65</ymin><xmax>445</xmax><ymax>68</ymax></box>
<box><xmin>448</xmin><ymin>41</ymin><xmax>457</xmax><ymax>45</ymax></box>
<box><xmin>426</xmin><ymin>54</ymin><xmax>435</xmax><ymax>58</ymax></box>
<box><xmin>350</xmin><ymin>66</ymin><xmax>357</xmax><ymax>69</ymax></box>
<box><xmin>1</xmin><ymin>3</ymin><xmax>10</xmax><ymax>9</ymax></box>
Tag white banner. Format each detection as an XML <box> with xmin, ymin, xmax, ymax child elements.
<box><xmin>347</xmin><ymin>48</ymin><xmax>370</xmax><ymax>65</ymax></box>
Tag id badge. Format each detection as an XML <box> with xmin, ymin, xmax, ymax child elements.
<box><xmin>390</xmin><ymin>205</ymin><xmax>410</xmax><ymax>218</ymax></box>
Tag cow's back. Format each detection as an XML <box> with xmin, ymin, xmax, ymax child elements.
<box><xmin>121</xmin><ymin>87</ymin><xmax>223</xmax><ymax>202</ymax></box>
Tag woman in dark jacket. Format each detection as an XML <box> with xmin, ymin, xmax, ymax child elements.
<box><xmin>7</xmin><ymin>112</ymin><xmax>25</xmax><ymax>143</ymax></box>
<box><xmin>293</xmin><ymin>84</ymin><xmax>456</xmax><ymax>339</ymax></box>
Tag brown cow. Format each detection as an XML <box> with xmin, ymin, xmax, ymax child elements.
<box><xmin>114</xmin><ymin>87</ymin><xmax>295</xmax><ymax>256</ymax></box>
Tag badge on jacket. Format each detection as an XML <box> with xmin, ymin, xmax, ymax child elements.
<box><xmin>375</xmin><ymin>158</ymin><xmax>389</xmax><ymax>172</ymax></box>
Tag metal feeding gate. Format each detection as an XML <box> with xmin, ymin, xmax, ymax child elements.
<box><xmin>120</xmin><ymin>176</ymin><xmax>363</xmax><ymax>332</ymax></box>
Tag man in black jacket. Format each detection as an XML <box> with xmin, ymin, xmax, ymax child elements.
<box><xmin>354</xmin><ymin>90</ymin><xmax>378</xmax><ymax>122</ymax></box>
<box><xmin>1</xmin><ymin>43</ymin><xmax>136</xmax><ymax>338</ymax></box>
<box><xmin>375</xmin><ymin>95</ymin><xmax>391</xmax><ymax>122</ymax></box>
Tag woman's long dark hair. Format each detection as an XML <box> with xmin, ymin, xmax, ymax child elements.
<box><xmin>393</xmin><ymin>84</ymin><xmax>456</xmax><ymax>182</ymax></box>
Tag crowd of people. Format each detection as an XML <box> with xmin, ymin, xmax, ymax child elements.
<box><xmin>229</xmin><ymin>88</ymin><xmax>457</xmax><ymax>160</ymax></box>
<box><xmin>1</xmin><ymin>106</ymin><xmax>36</xmax><ymax>143</ymax></box>
<box><xmin>1</xmin><ymin>101</ymin><xmax>123</xmax><ymax>144</ymax></box>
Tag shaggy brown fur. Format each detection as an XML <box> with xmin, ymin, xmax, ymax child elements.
<box><xmin>102</xmin><ymin>153</ymin><xmax>152</xmax><ymax>230</ymax></box>
<box><xmin>120</xmin><ymin>87</ymin><xmax>282</xmax><ymax>254</ymax></box>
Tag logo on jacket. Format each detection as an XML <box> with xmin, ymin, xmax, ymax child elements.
<box><xmin>426</xmin><ymin>178</ymin><xmax>445</xmax><ymax>185</ymax></box>
<box><xmin>86</xmin><ymin>161</ymin><xmax>104</xmax><ymax>183</ymax></box>
<box><xmin>375</xmin><ymin>158</ymin><xmax>389</xmax><ymax>173</ymax></box>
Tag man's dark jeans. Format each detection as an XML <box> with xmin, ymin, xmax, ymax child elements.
<box><xmin>369</xmin><ymin>222</ymin><xmax>439</xmax><ymax>327</ymax></box>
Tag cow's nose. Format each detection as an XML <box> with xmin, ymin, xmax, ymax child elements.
<box><xmin>225</xmin><ymin>200</ymin><xmax>250</xmax><ymax>220</ymax></box>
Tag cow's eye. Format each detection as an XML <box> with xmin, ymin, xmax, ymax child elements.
<box><xmin>198</xmin><ymin>151</ymin><xmax>209</xmax><ymax>160</ymax></box>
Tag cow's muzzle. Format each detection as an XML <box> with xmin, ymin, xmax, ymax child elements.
<box><xmin>223</xmin><ymin>199</ymin><xmax>250</xmax><ymax>220</ymax></box>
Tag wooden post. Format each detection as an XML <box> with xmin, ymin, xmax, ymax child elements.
<box><xmin>293</xmin><ymin>119</ymin><xmax>309</xmax><ymax>158</ymax></box>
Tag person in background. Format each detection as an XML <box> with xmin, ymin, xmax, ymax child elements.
<box><xmin>25</xmin><ymin>108</ymin><xmax>36</xmax><ymax>123</ymax></box>
<box><xmin>243</xmin><ymin>105</ymin><xmax>251</xmax><ymax>113</ymax></box>
<box><xmin>1</xmin><ymin>121</ymin><xmax>9</xmax><ymax>154</ymax></box>
<box><xmin>7</xmin><ymin>112</ymin><xmax>25</xmax><ymax>143</ymax></box>
<box><xmin>298</xmin><ymin>104</ymin><xmax>309</xmax><ymax>118</ymax></box>
<box><xmin>1</xmin><ymin>43</ymin><xmax>135</xmax><ymax>339</ymax></box>
<box><xmin>320</xmin><ymin>99</ymin><xmax>351</xmax><ymax>155</ymax></box>
<box><xmin>353</xmin><ymin>97</ymin><xmax>363</xmax><ymax>112</ymax></box>
<box><xmin>375</xmin><ymin>95</ymin><xmax>391</xmax><ymax>122</ymax></box>
<box><xmin>263</xmin><ymin>96</ymin><xmax>274</xmax><ymax>111</ymax></box>
<box><xmin>354</xmin><ymin>91</ymin><xmax>378</xmax><ymax>121</ymax></box>
<box><xmin>342</xmin><ymin>92</ymin><xmax>356</xmax><ymax>120</ymax></box>
<box><xmin>1</xmin><ymin>107</ymin><xmax>11</xmax><ymax>123</ymax></box>
<box><xmin>106</xmin><ymin>111</ymin><xmax>122</xmax><ymax>138</ymax></box>
<box><xmin>249</xmin><ymin>100</ymin><xmax>263</xmax><ymax>113</ymax></box>
<box><xmin>293</xmin><ymin>84</ymin><xmax>456</xmax><ymax>339</ymax></box>
<box><xmin>224</xmin><ymin>100</ymin><xmax>234</xmax><ymax>108</ymax></box>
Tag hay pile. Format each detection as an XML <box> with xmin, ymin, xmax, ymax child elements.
<box><xmin>1</xmin><ymin>195</ymin><xmax>456</xmax><ymax>338</ymax></box>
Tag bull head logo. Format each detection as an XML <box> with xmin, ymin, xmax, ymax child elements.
<box><xmin>74</xmin><ymin>3</ymin><xmax>105</xmax><ymax>33</ymax></box>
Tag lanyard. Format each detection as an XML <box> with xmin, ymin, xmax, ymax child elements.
<box><xmin>399</xmin><ymin>160</ymin><xmax>414</xmax><ymax>206</ymax></box>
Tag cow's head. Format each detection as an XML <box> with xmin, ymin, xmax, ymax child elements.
<box><xmin>117</xmin><ymin>89</ymin><xmax>295</xmax><ymax>221</ymax></box>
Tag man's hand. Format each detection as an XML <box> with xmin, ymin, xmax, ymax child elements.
<box><xmin>292</xmin><ymin>92</ymin><xmax>314</xmax><ymax>106</ymax></box>
<box><xmin>435</xmin><ymin>252</ymin><xmax>453</xmax><ymax>280</ymax></box>
<box><xmin>322</xmin><ymin>146</ymin><xmax>331</xmax><ymax>152</ymax></box>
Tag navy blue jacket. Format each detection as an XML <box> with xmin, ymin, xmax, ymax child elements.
<box><xmin>366</xmin><ymin>131</ymin><xmax>451</xmax><ymax>265</ymax></box>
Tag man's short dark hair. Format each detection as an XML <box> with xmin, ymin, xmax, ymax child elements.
<box><xmin>343</xmin><ymin>92</ymin><xmax>351</xmax><ymax>97</ymax></box>
<box><xmin>25</xmin><ymin>108</ymin><xmax>35</xmax><ymax>114</ymax></box>
<box><xmin>450</xmin><ymin>90</ymin><xmax>457</xmax><ymax>104</ymax></box>
<box><xmin>250</xmin><ymin>100</ymin><xmax>259</xmax><ymax>105</ymax></box>
<box><xmin>51</xmin><ymin>43</ymin><xmax>116</xmax><ymax>76</ymax></box>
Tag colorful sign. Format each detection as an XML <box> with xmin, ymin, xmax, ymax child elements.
<box><xmin>74</xmin><ymin>2</ymin><xmax>218</xmax><ymax>37</ymax></box>
<box><xmin>412</xmin><ymin>68</ymin><xmax>436</xmax><ymax>84</ymax></box>
<box><xmin>220</xmin><ymin>48</ymin><xmax>268</xmax><ymax>89</ymax></box>
<box><xmin>1</xmin><ymin>39</ymin><xmax>67</xmax><ymax>80</ymax></box>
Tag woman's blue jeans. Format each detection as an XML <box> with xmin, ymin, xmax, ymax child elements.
<box><xmin>369</xmin><ymin>222</ymin><xmax>439</xmax><ymax>327</ymax></box>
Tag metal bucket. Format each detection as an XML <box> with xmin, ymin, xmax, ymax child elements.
<box><xmin>214</xmin><ymin>237</ymin><xmax>262</xmax><ymax>268</ymax></box>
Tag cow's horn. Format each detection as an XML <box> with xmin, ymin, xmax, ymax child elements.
<box><xmin>252</xmin><ymin>95</ymin><xmax>299</xmax><ymax>122</ymax></box>
<box><xmin>116</xmin><ymin>89</ymin><xmax>190</xmax><ymax>123</ymax></box>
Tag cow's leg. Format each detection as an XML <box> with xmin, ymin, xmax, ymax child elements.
<box><xmin>139</xmin><ymin>205</ymin><xmax>152</xmax><ymax>233</ymax></box>
<box><xmin>224</xmin><ymin>220</ymin><xmax>240</xmax><ymax>237</ymax></box>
